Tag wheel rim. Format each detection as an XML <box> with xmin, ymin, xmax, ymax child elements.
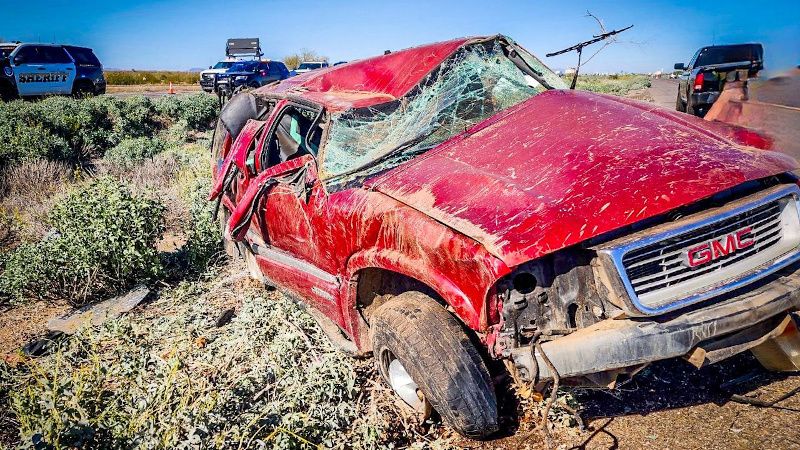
<box><xmin>388</xmin><ymin>358</ymin><xmax>424</xmax><ymax>409</ymax></box>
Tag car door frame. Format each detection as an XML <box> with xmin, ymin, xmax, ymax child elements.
<box><xmin>224</xmin><ymin>98</ymin><xmax>342</xmax><ymax>320</ymax></box>
<box><xmin>11</xmin><ymin>44</ymin><xmax>48</xmax><ymax>96</ymax></box>
<box><xmin>45</xmin><ymin>45</ymin><xmax>76</xmax><ymax>94</ymax></box>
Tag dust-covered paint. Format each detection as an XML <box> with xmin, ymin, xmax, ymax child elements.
<box><xmin>213</xmin><ymin>35</ymin><xmax>799</xmax><ymax>352</ymax></box>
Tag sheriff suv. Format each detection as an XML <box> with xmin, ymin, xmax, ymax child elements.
<box><xmin>200</xmin><ymin>59</ymin><xmax>236</xmax><ymax>93</ymax></box>
<box><xmin>211</xmin><ymin>35</ymin><xmax>800</xmax><ymax>438</ymax></box>
<box><xmin>0</xmin><ymin>43</ymin><xmax>106</xmax><ymax>100</ymax></box>
<box><xmin>215</xmin><ymin>60</ymin><xmax>288</xmax><ymax>95</ymax></box>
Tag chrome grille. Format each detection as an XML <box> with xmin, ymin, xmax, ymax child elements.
<box><xmin>624</xmin><ymin>200</ymin><xmax>782</xmax><ymax>295</ymax></box>
<box><xmin>603</xmin><ymin>185</ymin><xmax>800</xmax><ymax>314</ymax></box>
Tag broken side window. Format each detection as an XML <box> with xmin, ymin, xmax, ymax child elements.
<box><xmin>319</xmin><ymin>38</ymin><xmax>565</xmax><ymax>184</ymax></box>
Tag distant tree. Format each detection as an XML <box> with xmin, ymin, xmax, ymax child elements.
<box><xmin>283</xmin><ymin>48</ymin><xmax>327</xmax><ymax>70</ymax></box>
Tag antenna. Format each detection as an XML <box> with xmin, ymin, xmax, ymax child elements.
<box><xmin>546</xmin><ymin>24</ymin><xmax>633</xmax><ymax>89</ymax></box>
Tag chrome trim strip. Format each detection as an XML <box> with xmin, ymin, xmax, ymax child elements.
<box><xmin>601</xmin><ymin>185</ymin><xmax>800</xmax><ymax>315</ymax></box>
<box><xmin>250</xmin><ymin>242</ymin><xmax>339</xmax><ymax>286</ymax></box>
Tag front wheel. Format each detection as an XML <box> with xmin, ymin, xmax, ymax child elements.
<box><xmin>370</xmin><ymin>292</ymin><xmax>499</xmax><ymax>438</ymax></box>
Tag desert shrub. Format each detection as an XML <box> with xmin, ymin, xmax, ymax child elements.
<box><xmin>162</xmin><ymin>119</ymin><xmax>191</xmax><ymax>145</ymax></box>
<box><xmin>0</xmin><ymin>94</ymin><xmax>216</xmax><ymax>168</ymax></box>
<box><xmin>0</xmin><ymin>160</ymin><xmax>75</xmax><ymax>244</ymax></box>
<box><xmin>103</xmin><ymin>96</ymin><xmax>159</xmax><ymax>140</ymax></box>
<box><xmin>0</xmin><ymin>210</ymin><xmax>18</xmax><ymax>250</ymax></box>
<box><xmin>183</xmin><ymin>176</ymin><xmax>222</xmax><ymax>271</ymax></box>
<box><xmin>0</xmin><ymin>177</ymin><xmax>165</xmax><ymax>304</ymax></box>
<box><xmin>4</xmin><ymin>287</ymin><xmax>360</xmax><ymax>449</ymax></box>
<box><xmin>571</xmin><ymin>74</ymin><xmax>652</xmax><ymax>96</ymax></box>
<box><xmin>104</xmin><ymin>136</ymin><xmax>168</xmax><ymax>166</ymax></box>
<box><xmin>0</xmin><ymin>106</ymin><xmax>72</xmax><ymax>163</ymax></box>
<box><xmin>155</xmin><ymin>94</ymin><xmax>219</xmax><ymax>131</ymax></box>
<box><xmin>0</xmin><ymin>160</ymin><xmax>74</xmax><ymax>200</ymax></box>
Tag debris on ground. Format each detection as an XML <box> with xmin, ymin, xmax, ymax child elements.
<box><xmin>46</xmin><ymin>285</ymin><xmax>150</xmax><ymax>334</ymax></box>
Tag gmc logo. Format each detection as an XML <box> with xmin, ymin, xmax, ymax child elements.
<box><xmin>682</xmin><ymin>226</ymin><xmax>755</xmax><ymax>268</ymax></box>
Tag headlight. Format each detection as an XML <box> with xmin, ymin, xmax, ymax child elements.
<box><xmin>3</xmin><ymin>66</ymin><xmax>12</xmax><ymax>77</ymax></box>
<box><xmin>235</xmin><ymin>76</ymin><xmax>248</xmax><ymax>81</ymax></box>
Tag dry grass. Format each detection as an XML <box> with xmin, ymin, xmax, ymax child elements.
<box><xmin>97</xmin><ymin>150</ymin><xmax>187</xmax><ymax>237</ymax></box>
<box><xmin>0</xmin><ymin>160</ymin><xmax>75</xmax><ymax>244</ymax></box>
<box><xmin>105</xmin><ymin>71</ymin><xmax>200</xmax><ymax>85</ymax></box>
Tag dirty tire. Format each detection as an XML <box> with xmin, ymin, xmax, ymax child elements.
<box><xmin>686</xmin><ymin>96</ymin><xmax>697</xmax><ymax>116</ymax></box>
<box><xmin>675</xmin><ymin>91</ymin><xmax>686</xmax><ymax>112</ymax></box>
<box><xmin>370</xmin><ymin>292</ymin><xmax>499</xmax><ymax>438</ymax></box>
<box><xmin>71</xmin><ymin>81</ymin><xmax>94</xmax><ymax>98</ymax></box>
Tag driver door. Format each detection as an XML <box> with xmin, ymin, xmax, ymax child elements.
<box><xmin>227</xmin><ymin>102</ymin><xmax>341</xmax><ymax>320</ymax></box>
<box><xmin>12</xmin><ymin>45</ymin><xmax>75</xmax><ymax>96</ymax></box>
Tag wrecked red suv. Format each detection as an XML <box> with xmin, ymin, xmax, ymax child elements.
<box><xmin>209</xmin><ymin>35</ymin><xmax>800</xmax><ymax>438</ymax></box>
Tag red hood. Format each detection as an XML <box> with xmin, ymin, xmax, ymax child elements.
<box><xmin>366</xmin><ymin>90</ymin><xmax>798</xmax><ymax>268</ymax></box>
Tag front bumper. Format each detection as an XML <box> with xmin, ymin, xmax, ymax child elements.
<box><xmin>510</xmin><ymin>263</ymin><xmax>800</xmax><ymax>381</ymax></box>
<box><xmin>200</xmin><ymin>78</ymin><xmax>215</xmax><ymax>92</ymax></box>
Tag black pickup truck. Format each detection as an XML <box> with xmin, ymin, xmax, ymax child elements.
<box><xmin>675</xmin><ymin>43</ymin><xmax>763</xmax><ymax>117</ymax></box>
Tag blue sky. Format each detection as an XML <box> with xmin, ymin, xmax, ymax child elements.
<box><xmin>1</xmin><ymin>0</ymin><xmax>798</xmax><ymax>74</ymax></box>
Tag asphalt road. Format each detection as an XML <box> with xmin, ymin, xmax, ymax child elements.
<box><xmin>649</xmin><ymin>78</ymin><xmax>679</xmax><ymax>110</ymax></box>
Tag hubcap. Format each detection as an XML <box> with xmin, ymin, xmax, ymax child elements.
<box><xmin>388</xmin><ymin>358</ymin><xmax>423</xmax><ymax>409</ymax></box>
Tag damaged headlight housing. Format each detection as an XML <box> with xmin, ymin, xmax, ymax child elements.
<box><xmin>493</xmin><ymin>250</ymin><xmax>611</xmax><ymax>350</ymax></box>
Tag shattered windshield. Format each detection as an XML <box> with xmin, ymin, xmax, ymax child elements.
<box><xmin>320</xmin><ymin>38</ymin><xmax>565</xmax><ymax>183</ymax></box>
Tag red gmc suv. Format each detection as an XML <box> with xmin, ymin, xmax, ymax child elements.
<box><xmin>209</xmin><ymin>35</ymin><xmax>800</xmax><ymax>438</ymax></box>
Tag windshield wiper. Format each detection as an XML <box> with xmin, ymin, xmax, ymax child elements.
<box><xmin>504</xmin><ymin>43</ymin><xmax>556</xmax><ymax>90</ymax></box>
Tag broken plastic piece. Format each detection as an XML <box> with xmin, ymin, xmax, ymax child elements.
<box><xmin>46</xmin><ymin>285</ymin><xmax>150</xmax><ymax>335</ymax></box>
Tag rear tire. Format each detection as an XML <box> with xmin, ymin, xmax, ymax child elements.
<box><xmin>675</xmin><ymin>91</ymin><xmax>686</xmax><ymax>112</ymax></box>
<box><xmin>71</xmin><ymin>81</ymin><xmax>95</xmax><ymax>98</ymax></box>
<box><xmin>370</xmin><ymin>292</ymin><xmax>499</xmax><ymax>438</ymax></box>
<box><xmin>0</xmin><ymin>82</ymin><xmax>16</xmax><ymax>102</ymax></box>
<box><xmin>686</xmin><ymin>95</ymin><xmax>698</xmax><ymax>116</ymax></box>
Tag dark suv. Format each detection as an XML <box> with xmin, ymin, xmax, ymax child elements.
<box><xmin>0</xmin><ymin>43</ymin><xmax>106</xmax><ymax>100</ymax></box>
<box><xmin>675</xmin><ymin>43</ymin><xmax>763</xmax><ymax>117</ymax></box>
<box><xmin>216</xmin><ymin>60</ymin><xmax>288</xmax><ymax>94</ymax></box>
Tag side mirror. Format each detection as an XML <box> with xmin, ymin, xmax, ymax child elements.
<box><xmin>674</xmin><ymin>63</ymin><xmax>686</xmax><ymax>71</ymax></box>
<box><xmin>226</xmin><ymin>154</ymin><xmax>317</xmax><ymax>241</ymax></box>
<box><xmin>13</xmin><ymin>56</ymin><xmax>23</xmax><ymax>65</ymax></box>
<box><xmin>209</xmin><ymin>65</ymin><xmax>213</xmax><ymax>69</ymax></box>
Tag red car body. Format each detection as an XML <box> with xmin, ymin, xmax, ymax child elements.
<box><xmin>210</xmin><ymin>35</ymin><xmax>800</xmax><ymax>389</ymax></box>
